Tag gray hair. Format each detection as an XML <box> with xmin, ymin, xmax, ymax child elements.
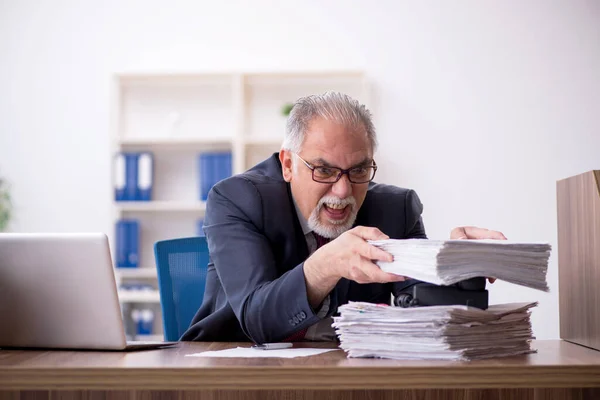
<box><xmin>281</xmin><ymin>91</ymin><xmax>377</xmax><ymax>153</ymax></box>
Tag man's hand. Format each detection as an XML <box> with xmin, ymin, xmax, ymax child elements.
<box><xmin>450</xmin><ymin>226</ymin><xmax>506</xmax><ymax>240</ymax></box>
<box><xmin>450</xmin><ymin>226</ymin><xmax>507</xmax><ymax>283</ymax></box>
<box><xmin>303</xmin><ymin>226</ymin><xmax>404</xmax><ymax>309</ymax></box>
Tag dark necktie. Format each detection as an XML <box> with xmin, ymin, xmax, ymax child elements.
<box><xmin>313</xmin><ymin>232</ymin><xmax>330</xmax><ymax>250</ymax></box>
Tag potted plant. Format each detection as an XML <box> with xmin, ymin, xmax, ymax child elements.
<box><xmin>0</xmin><ymin>174</ymin><xmax>12</xmax><ymax>231</ymax></box>
<box><xmin>281</xmin><ymin>102</ymin><xmax>294</xmax><ymax>117</ymax></box>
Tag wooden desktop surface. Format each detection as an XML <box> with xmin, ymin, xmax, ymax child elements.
<box><xmin>1</xmin><ymin>340</ymin><xmax>600</xmax><ymax>399</ymax></box>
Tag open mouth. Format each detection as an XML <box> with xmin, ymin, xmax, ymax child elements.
<box><xmin>322</xmin><ymin>203</ymin><xmax>351</xmax><ymax>221</ymax></box>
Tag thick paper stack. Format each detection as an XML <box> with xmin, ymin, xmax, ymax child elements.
<box><xmin>370</xmin><ymin>239</ymin><xmax>551</xmax><ymax>291</ymax></box>
<box><xmin>333</xmin><ymin>239</ymin><xmax>551</xmax><ymax>360</ymax></box>
<box><xmin>333</xmin><ymin>301</ymin><xmax>537</xmax><ymax>360</ymax></box>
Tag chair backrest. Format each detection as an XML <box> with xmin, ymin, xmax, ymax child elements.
<box><xmin>154</xmin><ymin>236</ymin><xmax>209</xmax><ymax>341</ymax></box>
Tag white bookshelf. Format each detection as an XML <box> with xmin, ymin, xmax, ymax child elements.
<box><xmin>110</xmin><ymin>71</ymin><xmax>369</xmax><ymax>338</ymax></box>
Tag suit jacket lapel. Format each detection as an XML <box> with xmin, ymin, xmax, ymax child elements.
<box><xmin>285</xmin><ymin>181</ymin><xmax>309</xmax><ymax>267</ymax></box>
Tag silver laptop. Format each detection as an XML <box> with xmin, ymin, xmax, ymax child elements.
<box><xmin>0</xmin><ymin>232</ymin><xmax>176</xmax><ymax>351</ymax></box>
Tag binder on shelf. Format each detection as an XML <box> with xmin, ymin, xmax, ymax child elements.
<box><xmin>116</xmin><ymin>219</ymin><xmax>140</xmax><ymax>268</ymax></box>
<box><xmin>209</xmin><ymin>153</ymin><xmax>219</xmax><ymax>200</ymax></box>
<box><xmin>198</xmin><ymin>151</ymin><xmax>233</xmax><ymax>201</ymax></box>
<box><xmin>124</xmin><ymin>153</ymin><xmax>139</xmax><ymax>201</ymax></box>
<box><xmin>199</xmin><ymin>153</ymin><xmax>212</xmax><ymax>201</ymax></box>
<box><xmin>114</xmin><ymin>152</ymin><xmax>155</xmax><ymax>201</ymax></box>
<box><xmin>220</xmin><ymin>152</ymin><xmax>232</xmax><ymax>181</ymax></box>
<box><xmin>132</xmin><ymin>308</ymin><xmax>154</xmax><ymax>335</ymax></box>
<box><xmin>114</xmin><ymin>153</ymin><xmax>127</xmax><ymax>201</ymax></box>
<box><xmin>137</xmin><ymin>152</ymin><xmax>154</xmax><ymax>201</ymax></box>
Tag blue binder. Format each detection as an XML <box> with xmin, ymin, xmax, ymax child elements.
<box><xmin>137</xmin><ymin>152</ymin><xmax>153</xmax><ymax>201</ymax></box>
<box><xmin>132</xmin><ymin>307</ymin><xmax>154</xmax><ymax>335</ymax></box>
<box><xmin>199</xmin><ymin>153</ymin><xmax>212</xmax><ymax>201</ymax></box>
<box><xmin>116</xmin><ymin>219</ymin><xmax>140</xmax><ymax>268</ymax></box>
<box><xmin>124</xmin><ymin>153</ymin><xmax>139</xmax><ymax>201</ymax></box>
<box><xmin>211</xmin><ymin>153</ymin><xmax>221</xmax><ymax>190</ymax></box>
<box><xmin>198</xmin><ymin>151</ymin><xmax>233</xmax><ymax>201</ymax></box>
<box><xmin>225</xmin><ymin>152</ymin><xmax>232</xmax><ymax>177</ymax></box>
<box><xmin>218</xmin><ymin>152</ymin><xmax>232</xmax><ymax>182</ymax></box>
<box><xmin>115</xmin><ymin>152</ymin><xmax>154</xmax><ymax>201</ymax></box>
<box><xmin>114</xmin><ymin>153</ymin><xmax>127</xmax><ymax>201</ymax></box>
<box><xmin>137</xmin><ymin>308</ymin><xmax>154</xmax><ymax>335</ymax></box>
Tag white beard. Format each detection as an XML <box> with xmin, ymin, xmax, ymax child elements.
<box><xmin>307</xmin><ymin>195</ymin><xmax>357</xmax><ymax>239</ymax></box>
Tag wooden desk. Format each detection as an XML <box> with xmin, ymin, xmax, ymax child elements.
<box><xmin>1</xmin><ymin>340</ymin><xmax>599</xmax><ymax>400</ymax></box>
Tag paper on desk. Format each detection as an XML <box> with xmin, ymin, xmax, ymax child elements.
<box><xmin>186</xmin><ymin>346</ymin><xmax>338</xmax><ymax>358</ymax></box>
<box><xmin>333</xmin><ymin>301</ymin><xmax>538</xmax><ymax>360</ymax></box>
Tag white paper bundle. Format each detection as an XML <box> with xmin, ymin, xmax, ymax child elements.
<box><xmin>333</xmin><ymin>301</ymin><xmax>537</xmax><ymax>361</ymax></box>
<box><xmin>370</xmin><ymin>239</ymin><xmax>551</xmax><ymax>291</ymax></box>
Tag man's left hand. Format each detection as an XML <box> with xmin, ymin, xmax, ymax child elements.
<box><xmin>450</xmin><ymin>226</ymin><xmax>507</xmax><ymax>283</ymax></box>
<box><xmin>450</xmin><ymin>226</ymin><xmax>506</xmax><ymax>240</ymax></box>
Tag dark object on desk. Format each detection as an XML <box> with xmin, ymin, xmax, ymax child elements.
<box><xmin>394</xmin><ymin>277</ymin><xmax>488</xmax><ymax>310</ymax></box>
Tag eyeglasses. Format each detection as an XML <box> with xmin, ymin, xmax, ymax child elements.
<box><xmin>294</xmin><ymin>153</ymin><xmax>377</xmax><ymax>184</ymax></box>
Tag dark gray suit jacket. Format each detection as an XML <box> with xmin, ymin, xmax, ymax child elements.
<box><xmin>181</xmin><ymin>154</ymin><xmax>427</xmax><ymax>343</ymax></box>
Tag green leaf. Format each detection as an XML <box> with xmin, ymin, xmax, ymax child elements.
<box><xmin>281</xmin><ymin>103</ymin><xmax>294</xmax><ymax>117</ymax></box>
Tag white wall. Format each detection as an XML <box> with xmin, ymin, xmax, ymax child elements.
<box><xmin>1</xmin><ymin>0</ymin><xmax>599</xmax><ymax>340</ymax></box>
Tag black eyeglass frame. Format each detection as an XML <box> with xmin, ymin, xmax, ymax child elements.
<box><xmin>294</xmin><ymin>153</ymin><xmax>378</xmax><ymax>184</ymax></box>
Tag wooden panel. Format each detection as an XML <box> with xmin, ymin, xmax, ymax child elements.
<box><xmin>1</xmin><ymin>341</ymin><xmax>600</xmax><ymax>391</ymax></box>
<box><xmin>534</xmin><ymin>388</ymin><xmax>600</xmax><ymax>400</ymax></box>
<box><xmin>0</xmin><ymin>393</ymin><xmax>132</xmax><ymax>400</ymax></box>
<box><xmin>20</xmin><ymin>392</ymin><xmax>50</xmax><ymax>400</ymax></box>
<box><xmin>0</xmin><ymin>391</ymin><xmax>21</xmax><ymax>400</ymax></box>
<box><xmin>51</xmin><ymin>391</ymin><xmax>133</xmax><ymax>400</ymax></box>
<box><xmin>137</xmin><ymin>391</ymin><xmax>180</xmax><ymax>400</ymax></box>
<box><xmin>180</xmin><ymin>390</ymin><xmax>539</xmax><ymax>400</ymax></box>
<box><xmin>557</xmin><ymin>170</ymin><xmax>600</xmax><ymax>351</ymax></box>
<box><xmin>4</xmin><ymin>389</ymin><xmax>600</xmax><ymax>400</ymax></box>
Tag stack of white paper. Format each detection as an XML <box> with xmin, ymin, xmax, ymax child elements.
<box><xmin>333</xmin><ymin>301</ymin><xmax>537</xmax><ymax>360</ymax></box>
<box><xmin>370</xmin><ymin>239</ymin><xmax>551</xmax><ymax>291</ymax></box>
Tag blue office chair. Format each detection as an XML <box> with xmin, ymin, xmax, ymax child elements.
<box><xmin>154</xmin><ymin>236</ymin><xmax>209</xmax><ymax>341</ymax></box>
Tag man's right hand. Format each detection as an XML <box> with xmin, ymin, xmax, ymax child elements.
<box><xmin>303</xmin><ymin>226</ymin><xmax>405</xmax><ymax>309</ymax></box>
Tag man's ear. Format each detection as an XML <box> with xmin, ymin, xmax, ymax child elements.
<box><xmin>279</xmin><ymin>150</ymin><xmax>293</xmax><ymax>182</ymax></box>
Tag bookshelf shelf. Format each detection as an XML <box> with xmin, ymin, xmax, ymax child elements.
<box><xmin>110</xmin><ymin>71</ymin><xmax>369</xmax><ymax>338</ymax></box>
<box><xmin>115</xmin><ymin>267</ymin><xmax>158</xmax><ymax>279</ymax></box>
<box><xmin>118</xmin><ymin>290</ymin><xmax>161</xmax><ymax>303</ymax></box>
<box><xmin>116</xmin><ymin>201</ymin><xmax>206</xmax><ymax>213</ymax></box>
<box><xmin>245</xmin><ymin>137</ymin><xmax>282</xmax><ymax>147</ymax></box>
<box><xmin>118</xmin><ymin>137</ymin><xmax>233</xmax><ymax>151</ymax></box>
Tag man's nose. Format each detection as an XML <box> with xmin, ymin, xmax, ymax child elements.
<box><xmin>331</xmin><ymin>174</ymin><xmax>352</xmax><ymax>198</ymax></box>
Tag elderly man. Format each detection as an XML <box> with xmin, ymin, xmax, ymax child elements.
<box><xmin>181</xmin><ymin>92</ymin><xmax>505</xmax><ymax>343</ymax></box>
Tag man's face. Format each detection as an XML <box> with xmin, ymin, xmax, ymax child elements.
<box><xmin>280</xmin><ymin>117</ymin><xmax>373</xmax><ymax>239</ymax></box>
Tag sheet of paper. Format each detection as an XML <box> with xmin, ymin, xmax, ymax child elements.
<box><xmin>186</xmin><ymin>346</ymin><xmax>339</xmax><ymax>358</ymax></box>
